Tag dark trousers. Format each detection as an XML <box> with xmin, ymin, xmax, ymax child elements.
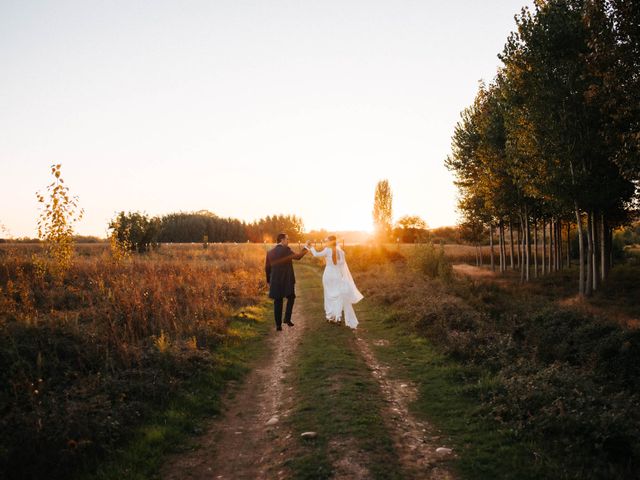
<box><xmin>273</xmin><ymin>295</ymin><xmax>295</xmax><ymax>327</ymax></box>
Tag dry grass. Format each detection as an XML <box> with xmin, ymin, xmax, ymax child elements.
<box><xmin>344</xmin><ymin>244</ymin><xmax>640</xmax><ymax>479</ymax></box>
<box><xmin>0</xmin><ymin>243</ymin><xmax>266</xmax><ymax>356</ymax></box>
<box><xmin>369</xmin><ymin>243</ymin><xmax>494</xmax><ymax>264</ymax></box>
<box><xmin>0</xmin><ymin>243</ymin><xmax>268</xmax><ymax>479</ymax></box>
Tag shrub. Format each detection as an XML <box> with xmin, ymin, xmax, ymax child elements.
<box><xmin>35</xmin><ymin>164</ymin><xmax>84</xmax><ymax>280</ymax></box>
<box><xmin>490</xmin><ymin>362</ymin><xmax>640</xmax><ymax>478</ymax></box>
<box><xmin>108</xmin><ymin>211</ymin><xmax>159</xmax><ymax>253</ymax></box>
<box><xmin>410</xmin><ymin>243</ymin><xmax>452</xmax><ymax>280</ymax></box>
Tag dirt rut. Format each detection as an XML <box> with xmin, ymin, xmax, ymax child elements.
<box><xmin>161</xmin><ymin>302</ymin><xmax>305</xmax><ymax>480</ymax></box>
<box><xmin>355</xmin><ymin>336</ymin><xmax>456</xmax><ymax>480</ymax></box>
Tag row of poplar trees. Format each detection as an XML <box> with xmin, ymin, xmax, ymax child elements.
<box><xmin>446</xmin><ymin>0</ymin><xmax>639</xmax><ymax>296</ymax></box>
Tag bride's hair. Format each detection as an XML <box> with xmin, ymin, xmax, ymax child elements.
<box><xmin>326</xmin><ymin>235</ymin><xmax>338</xmax><ymax>264</ymax></box>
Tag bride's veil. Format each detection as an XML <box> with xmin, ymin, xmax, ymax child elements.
<box><xmin>337</xmin><ymin>246</ymin><xmax>364</xmax><ymax>304</ymax></box>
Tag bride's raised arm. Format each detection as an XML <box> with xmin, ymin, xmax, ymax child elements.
<box><xmin>306</xmin><ymin>244</ymin><xmax>328</xmax><ymax>257</ymax></box>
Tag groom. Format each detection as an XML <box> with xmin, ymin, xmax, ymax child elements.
<box><xmin>265</xmin><ymin>233</ymin><xmax>309</xmax><ymax>331</ymax></box>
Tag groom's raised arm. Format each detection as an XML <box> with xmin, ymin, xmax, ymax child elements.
<box><xmin>289</xmin><ymin>246</ymin><xmax>308</xmax><ymax>260</ymax></box>
<box><xmin>277</xmin><ymin>246</ymin><xmax>308</xmax><ymax>262</ymax></box>
<box><xmin>267</xmin><ymin>246</ymin><xmax>308</xmax><ymax>268</ymax></box>
<box><xmin>293</xmin><ymin>248</ymin><xmax>309</xmax><ymax>260</ymax></box>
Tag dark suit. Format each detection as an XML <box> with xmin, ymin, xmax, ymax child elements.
<box><xmin>265</xmin><ymin>243</ymin><xmax>307</xmax><ymax>328</ymax></box>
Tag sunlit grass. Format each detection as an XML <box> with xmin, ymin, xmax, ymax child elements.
<box><xmin>0</xmin><ymin>243</ymin><xmax>269</xmax><ymax>479</ymax></box>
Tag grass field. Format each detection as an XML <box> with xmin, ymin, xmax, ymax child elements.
<box><xmin>2</xmin><ymin>242</ymin><xmax>639</xmax><ymax>479</ymax></box>
<box><xmin>285</xmin><ymin>265</ymin><xmax>404</xmax><ymax>479</ymax></box>
<box><xmin>346</xmin><ymin>244</ymin><xmax>640</xmax><ymax>479</ymax></box>
<box><xmin>0</xmin><ymin>243</ymin><xmax>271</xmax><ymax>479</ymax></box>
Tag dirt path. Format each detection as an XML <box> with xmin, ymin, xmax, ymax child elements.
<box><xmin>162</xmin><ymin>268</ymin><xmax>457</xmax><ymax>480</ymax></box>
<box><xmin>453</xmin><ymin>263</ymin><xmax>515</xmax><ymax>287</ymax></box>
<box><xmin>161</xmin><ymin>301</ymin><xmax>305</xmax><ymax>480</ymax></box>
<box><xmin>355</xmin><ymin>336</ymin><xmax>456</xmax><ymax>480</ymax></box>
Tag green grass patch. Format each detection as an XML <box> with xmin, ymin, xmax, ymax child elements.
<box><xmin>76</xmin><ymin>303</ymin><xmax>273</xmax><ymax>480</ymax></box>
<box><xmin>286</xmin><ymin>266</ymin><xmax>404</xmax><ymax>480</ymax></box>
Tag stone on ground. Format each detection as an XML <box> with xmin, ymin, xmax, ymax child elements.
<box><xmin>265</xmin><ymin>416</ymin><xmax>279</xmax><ymax>426</ymax></box>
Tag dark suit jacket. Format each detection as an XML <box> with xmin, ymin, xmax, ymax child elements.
<box><xmin>265</xmin><ymin>244</ymin><xmax>307</xmax><ymax>299</ymax></box>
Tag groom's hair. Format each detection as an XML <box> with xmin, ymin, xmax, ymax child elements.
<box><xmin>327</xmin><ymin>235</ymin><xmax>336</xmax><ymax>241</ymax></box>
<box><xmin>276</xmin><ymin>233</ymin><xmax>287</xmax><ymax>243</ymax></box>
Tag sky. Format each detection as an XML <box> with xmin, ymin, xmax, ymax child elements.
<box><xmin>1</xmin><ymin>0</ymin><xmax>532</xmax><ymax>238</ymax></box>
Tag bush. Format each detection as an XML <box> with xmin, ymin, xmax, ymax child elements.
<box><xmin>490</xmin><ymin>362</ymin><xmax>640</xmax><ymax>479</ymax></box>
<box><xmin>410</xmin><ymin>243</ymin><xmax>452</xmax><ymax>279</ymax></box>
<box><xmin>108</xmin><ymin>211</ymin><xmax>159</xmax><ymax>253</ymax></box>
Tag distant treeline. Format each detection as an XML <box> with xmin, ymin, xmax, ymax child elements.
<box><xmin>108</xmin><ymin>210</ymin><xmax>304</xmax><ymax>252</ymax></box>
<box><xmin>3</xmin><ymin>223</ymin><xmax>636</xmax><ymax>250</ymax></box>
<box><xmin>0</xmin><ymin>235</ymin><xmax>102</xmax><ymax>244</ymax></box>
<box><xmin>157</xmin><ymin>212</ymin><xmax>248</xmax><ymax>243</ymax></box>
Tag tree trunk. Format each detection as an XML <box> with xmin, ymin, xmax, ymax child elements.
<box><xmin>500</xmin><ymin>222</ymin><xmax>504</xmax><ymax>272</ymax></box>
<box><xmin>509</xmin><ymin>219</ymin><xmax>515</xmax><ymax>270</ymax></box>
<box><xmin>550</xmin><ymin>218</ymin><xmax>556</xmax><ymax>272</ymax></box>
<box><xmin>517</xmin><ymin>222</ymin><xmax>522</xmax><ymax>269</ymax></box>
<box><xmin>600</xmin><ymin>213</ymin><xmax>607</xmax><ymax>281</ymax></box>
<box><xmin>501</xmin><ymin>221</ymin><xmax>507</xmax><ymax>273</ymax></box>
<box><xmin>503</xmin><ymin>222</ymin><xmax>508</xmax><ymax>272</ymax></box>
<box><xmin>498</xmin><ymin>220</ymin><xmax>506</xmax><ymax>272</ymax></box>
<box><xmin>575</xmin><ymin>205</ymin><xmax>585</xmax><ymax>297</ymax></box>
<box><xmin>556</xmin><ymin>219</ymin><xmax>561</xmax><ymax>271</ymax></box>
<box><xmin>542</xmin><ymin>218</ymin><xmax>547</xmax><ymax>275</ymax></box>
<box><xmin>533</xmin><ymin>219</ymin><xmax>538</xmax><ymax>278</ymax></box>
<box><xmin>498</xmin><ymin>222</ymin><xmax>503</xmax><ymax>272</ymax></box>
<box><xmin>567</xmin><ymin>222</ymin><xmax>571</xmax><ymax>267</ymax></box>
<box><xmin>556</xmin><ymin>219</ymin><xmax>560</xmax><ymax>270</ymax></box>
<box><xmin>609</xmin><ymin>227</ymin><xmax>614</xmax><ymax>271</ymax></box>
<box><xmin>519</xmin><ymin>215</ymin><xmax>525</xmax><ymax>283</ymax></box>
<box><xmin>525</xmin><ymin>211</ymin><xmax>531</xmax><ymax>281</ymax></box>
<box><xmin>586</xmin><ymin>211</ymin><xmax>594</xmax><ymax>296</ymax></box>
<box><xmin>557</xmin><ymin>220</ymin><xmax>563</xmax><ymax>270</ymax></box>
<box><xmin>489</xmin><ymin>224</ymin><xmax>495</xmax><ymax>272</ymax></box>
<box><xmin>591</xmin><ymin>212</ymin><xmax>597</xmax><ymax>289</ymax></box>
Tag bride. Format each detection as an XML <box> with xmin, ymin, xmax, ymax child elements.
<box><xmin>305</xmin><ymin>236</ymin><xmax>363</xmax><ymax>329</ymax></box>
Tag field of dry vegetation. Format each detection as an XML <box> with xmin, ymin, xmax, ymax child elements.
<box><xmin>0</xmin><ymin>243</ymin><xmax>267</xmax><ymax>479</ymax></box>
<box><xmin>347</xmin><ymin>243</ymin><xmax>640</xmax><ymax>479</ymax></box>
<box><xmin>2</xmin><ymin>241</ymin><xmax>639</xmax><ymax>479</ymax></box>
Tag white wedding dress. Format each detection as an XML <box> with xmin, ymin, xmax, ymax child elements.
<box><xmin>307</xmin><ymin>246</ymin><xmax>363</xmax><ymax>329</ymax></box>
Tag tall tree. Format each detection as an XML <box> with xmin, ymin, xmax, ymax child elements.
<box><xmin>394</xmin><ymin>215</ymin><xmax>428</xmax><ymax>243</ymax></box>
<box><xmin>373</xmin><ymin>180</ymin><xmax>393</xmax><ymax>242</ymax></box>
<box><xmin>447</xmin><ymin>0</ymin><xmax>637</xmax><ymax>295</ymax></box>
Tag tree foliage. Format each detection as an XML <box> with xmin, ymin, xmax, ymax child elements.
<box><xmin>394</xmin><ymin>215</ymin><xmax>428</xmax><ymax>243</ymax></box>
<box><xmin>108</xmin><ymin>212</ymin><xmax>159</xmax><ymax>253</ymax></box>
<box><xmin>157</xmin><ymin>211</ymin><xmax>247</xmax><ymax>243</ymax></box>
<box><xmin>35</xmin><ymin>164</ymin><xmax>84</xmax><ymax>278</ymax></box>
<box><xmin>373</xmin><ymin>179</ymin><xmax>393</xmax><ymax>242</ymax></box>
<box><xmin>446</xmin><ymin>0</ymin><xmax>638</xmax><ymax>295</ymax></box>
<box><xmin>107</xmin><ymin>211</ymin><xmax>305</xmax><ymax>250</ymax></box>
<box><xmin>245</xmin><ymin>214</ymin><xmax>305</xmax><ymax>243</ymax></box>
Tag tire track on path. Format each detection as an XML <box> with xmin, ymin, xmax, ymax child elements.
<box><xmin>161</xmin><ymin>301</ymin><xmax>305</xmax><ymax>480</ymax></box>
<box><xmin>354</xmin><ymin>335</ymin><xmax>457</xmax><ymax>480</ymax></box>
